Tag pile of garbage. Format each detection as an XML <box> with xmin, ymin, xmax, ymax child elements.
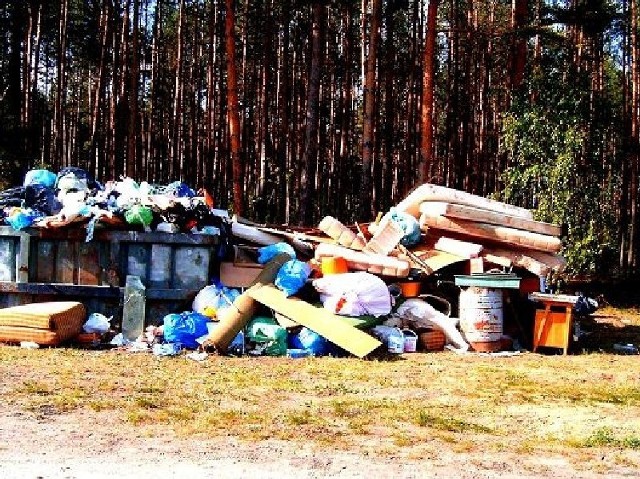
<box><xmin>0</xmin><ymin>167</ymin><xmax>576</xmax><ymax>358</ymax></box>
<box><xmin>0</xmin><ymin>167</ymin><xmax>225</xmax><ymax>238</ymax></box>
<box><xmin>97</xmin><ymin>241</ymin><xmax>468</xmax><ymax>359</ymax></box>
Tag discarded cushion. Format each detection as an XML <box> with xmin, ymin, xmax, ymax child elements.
<box><xmin>0</xmin><ymin>301</ymin><xmax>86</xmax><ymax>345</ymax></box>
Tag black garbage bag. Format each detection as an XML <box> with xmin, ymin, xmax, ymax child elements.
<box><xmin>573</xmin><ymin>294</ymin><xmax>598</xmax><ymax>316</ymax></box>
<box><xmin>55</xmin><ymin>166</ymin><xmax>102</xmax><ymax>192</ymax></box>
<box><xmin>24</xmin><ymin>184</ymin><xmax>62</xmax><ymax>216</ymax></box>
<box><xmin>0</xmin><ymin>186</ymin><xmax>27</xmax><ymax>209</ymax></box>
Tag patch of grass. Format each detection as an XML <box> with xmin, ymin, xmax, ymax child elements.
<box><xmin>577</xmin><ymin>427</ymin><xmax>640</xmax><ymax>450</ymax></box>
<box><xmin>416</xmin><ymin>410</ymin><xmax>494</xmax><ymax>434</ymax></box>
<box><xmin>2</xmin><ymin>328</ymin><xmax>640</xmax><ymax>465</ymax></box>
<box><xmin>17</xmin><ymin>380</ymin><xmax>53</xmax><ymax>396</ymax></box>
<box><xmin>285</xmin><ymin>409</ymin><xmax>316</xmax><ymax>426</ymax></box>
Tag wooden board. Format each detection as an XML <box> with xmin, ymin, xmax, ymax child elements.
<box><xmin>481</xmin><ymin>246</ymin><xmax>566</xmax><ymax>277</ymax></box>
<box><xmin>433</xmin><ymin>236</ymin><xmax>483</xmax><ymax>259</ymax></box>
<box><xmin>420</xmin><ymin>201</ymin><xmax>561</xmax><ymax>236</ymax></box>
<box><xmin>420</xmin><ymin>214</ymin><xmax>562</xmax><ymax>253</ymax></box>
<box><xmin>396</xmin><ymin>183</ymin><xmax>533</xmax><ymax>220</ymax></box>
<box><xmin>400</xmin><ymin>248</ymin><xmax>466</xmax><ymax>272</ymax></box>
<box><xmin>247</xmin><ymin>284</ymin><xmax>382</xmax><ymax>358</ymax></box>
<box><xmin>231</xmin><ymin>222</ymin><xmax>282</xmax><ymax>246</ymax></box>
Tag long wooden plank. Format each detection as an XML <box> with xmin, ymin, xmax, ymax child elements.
<box><xmin>420</xmin><ymin>214</ymin><xmax>562</xmax><ymax>253</ymax></box>
<box><xmin>396</xmin><ymin>183</ymin><xmax>533</xmax><ymax>220</ymax></box>
<box><xmin>247</xmin><ymin>284</ymin><xmax>382</xmax><ymax>358</ymax></box>
<box><xmin>481</xmin><ymin>246</ymin><xmax>566</xmax><ymax>277</ymax></box>
<box><xmin>231</xmin><ymin>222</ymin><xmax>282</xmax><ymax>246</ymax></box>
<box><xmin>483</xmin><ymin>251</ymin><xmax>548</xmax><ymax>277</ymax></box>
<box><xmin>420</xmin><ymin>201</ymin><xmax>561</xmax><ymax>236</ymax></box>
<box><xmin>433</xmin><ymin>236</ymin><xmax>483</xmax><ymax>259</ymax></box>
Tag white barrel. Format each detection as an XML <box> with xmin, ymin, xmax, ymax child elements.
<box><xmin>458</xmin><ymin>287</ymin><xmax>503</xmax><ymax>352</ymax></box>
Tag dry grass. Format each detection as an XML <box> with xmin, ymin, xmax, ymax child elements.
<box><xmin>1</xmin><ymin>307</ymin><xmax>639</xmax><ymax>470</ymax></box>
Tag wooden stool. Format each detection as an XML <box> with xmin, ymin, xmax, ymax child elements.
<box><xmin>529</xmin><ymin>293</ymin><xmax>579</xmax><ymax>355</ymax></box>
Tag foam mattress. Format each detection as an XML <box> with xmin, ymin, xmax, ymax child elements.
<box><xmin>0</xmin><ymin>301</ymin><xmax>86</xmax><ymax>345</ymax></box>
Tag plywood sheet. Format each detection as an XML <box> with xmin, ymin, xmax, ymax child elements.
<box><xmin>247</xmin><ymin>285</ymin><xmax>382</xmax><ymax>358</ymax></box>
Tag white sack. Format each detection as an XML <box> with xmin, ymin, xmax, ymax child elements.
<box><xmin>396</xmin><ymin>298</ymin><xmax>469</xmax><ymax>351</ymax></box>
<box><xmin>83</xmin><ymin>313</ymin><xmax>111</xmax><ymax>334</ymax></box>
<box><xmin>312</xmin><ymin>272</ymin><xmax>392</xmax><ymax>317</ymax></box>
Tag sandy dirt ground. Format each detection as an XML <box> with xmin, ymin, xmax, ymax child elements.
<box><xmin>1</xmin><ymin>405</ymin><xmax>637</xmax><ymax>479</ymax></box>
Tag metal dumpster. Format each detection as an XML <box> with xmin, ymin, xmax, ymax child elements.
<box><xmin>0</xmin><ymin>226</ymin><xmax>219</xmax><ymax>326</ymax></box>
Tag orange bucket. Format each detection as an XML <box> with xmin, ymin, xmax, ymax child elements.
<box><xmin>321</xmin><ymin>256</ymin><xmax>348</xmax><ymax>275</ymax></box>
<box><xmin>399</xmin><ymin>281</ymin><xmax>421</xmax><ymax>298</ymax></box>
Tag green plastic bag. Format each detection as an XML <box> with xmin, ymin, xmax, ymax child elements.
<box><xmin>246</xmin><ymin>316</ymin><xmax>287</xmax><ymax>356</ymax></box>
<box><xmin>125</xmin><ymin>204</ymin><xmax>153</xmax><ymax>227</ymax></box>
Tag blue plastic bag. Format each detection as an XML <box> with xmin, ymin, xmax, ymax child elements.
<box><xmin>162</xmin><ymin>311</ymin><xmax>210</xmax><ymax>349</ymax></box>
<box><xmin>23</xmin><ymin>169</ymin><xmax>57</xmax><ymax>188</ymax></box>
<box><xmin>274</xmin><ymin>259</ymin><xmax>311</xmax><ymax>297</ymax></box>
<box><xmin>289</xmin><ymin>327</ymin><xmax>328</xmax><ymax>356</ymax></box>
<box><xmin>387</xmin><ymin>207</ymin><xmax>421</xmax><ymax>247</ymax></box>
<box><xmin>166</xmin><ymin>181</ymin><xmax>195</xmax><ymax>198</ymax></box>
<box><xmin>5</xmin><ymin>208</ymin><xmax>41</xmax><ymax>230</ymax></box>
<box><xmin>257</xmin><ymin>242</ymin><xmax>296</xmax><ymax>264</ymax></box>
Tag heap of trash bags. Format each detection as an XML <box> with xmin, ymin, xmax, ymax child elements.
<box><xmin>101</xmin><ymin>241</ymin><xmax>470</xmax><ymax>359</ymax></box>
<box><xmin>2</xmin><ymin>167</ymin><xmax>473</xmax><ymax>359</ymax></box>
<box><xmin>0</xmin><ymin>167</ymin><xmax>225</xmax><ymax>237</ymax></box>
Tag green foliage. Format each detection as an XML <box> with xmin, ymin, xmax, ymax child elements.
<box><xmin>498</xmin><ymin>48</ymin><xmax>620</xmax><ymax>278</ymax></box>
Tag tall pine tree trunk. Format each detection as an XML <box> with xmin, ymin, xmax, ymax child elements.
<box><xmin>127</xmin><ymin>0</ymin><xmax>140</xmax><ymax>178</ymax></box>
<box><xmin>360</xmin><ymin>0</ymin><xmax>381</xmax><ymax>220</ymax></box>
<box><xmin>629</xmin><ymin>0</ymin><xmax>639</xmax><ymax>270</ymax></box>
<box><xmin>419</xmin><ymin>0</ymin><xmax>439</xmax><ymax>185</ymax></box>
<box><xmin>298</xmin><ymin>2</ymin><xmax>325</xmax><ymax>225</ymax></box>
<box><xmin>225</xmin><ymin>0</ymin><xmax>244</xmax><ymax>216</ymax></box>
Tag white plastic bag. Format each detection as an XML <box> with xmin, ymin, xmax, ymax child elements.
<box><xmin>396</xmin><ymin>299</ymin><xmax>469</xmax><ymax>351</ymax></box>
<box><xmin>83</xmin><ymin>313</ymin><xmax>111</xmax><ymax>334</ymax></box>
<box><xmin>192</xmin><ymin>284</ymin><xmax>240</xmax><ymax>318</ymax></box>
<box><xmin>312</xmin><ymin>272</ymin><xmax>391</xmax><ymax>317</ymax></box>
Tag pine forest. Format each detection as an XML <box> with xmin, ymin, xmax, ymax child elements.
<box><xmin>0</xmin><ymin>0</ymin><xmax>639</xmax><ymax>278</ymax></box>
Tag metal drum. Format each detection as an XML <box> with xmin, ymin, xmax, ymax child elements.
<box><xmin>458</xmin><ymin>287</ymin><xmax>503</xmax><ymax>352</ymax></box>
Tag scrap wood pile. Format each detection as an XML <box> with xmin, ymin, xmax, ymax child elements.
<box><xmin>0</xmin><ymin>169</ymin><xmax>567</xmax><ymax>358</ymax></box>
<box><xmin>196</xmin><ymin>182</ymin><xmax>567</xmax><ymax>359</ymax></box>
<box><xmin>229</xmin><ymin>182</ymin><xmax>566</xmax><ymax>281</ymax></box>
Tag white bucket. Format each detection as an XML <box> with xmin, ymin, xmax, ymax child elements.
<box><xmin>458</xmin><ymin>287</ymin><xmax>503</xmax><ymax>352</ymax></box>
<box><xmin>402</xmin><ymin>329</ymin><xmax>418</xmax><ymax>353</ymax></box>
<box><xmin>387</xmin><ymin>328</ymin><xmax>405</xmax><ymax>354</ymax></box>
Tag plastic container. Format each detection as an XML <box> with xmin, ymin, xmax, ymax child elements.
<box><xmin>399</xmin><ymin>281</ymin><xmax>421</xmax><ymax>298</ymax></box>
<box><xmin>458</xmin><ymin>287</ymin><xmax>503</xmax><ymax>352</ymax></box>
<box><xmin>387</xmin><ymin>328</ymin><xmax>405</xmax><ymax>354</ymax></box>
<box><xmin>402</xmin><ymin>329</ymin><xmax>418</xmax><ymax>352</ymax></box>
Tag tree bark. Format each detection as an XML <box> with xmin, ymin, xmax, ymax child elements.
<box><xmin>419</xmin><ymin>0</ymin><xmax>439</xmax><ymax>185</ymax></box>
<box><xmin>127</xmin><ymin>0</ymin><xmax>140</xmax><ymax>178</ymax></box>
<box><xmin>509</xmin><ymin>0</ymin><xmax>528</xmax><ymax>93</ymax></box>
<box><xmin>298</xmin><ymin>2</ymin><xmax>325</xmax><ymax>226</ymax></box>
<box><xmin>225</xmin><ymin>0</ymin><xmax>244</xmax><ymax>216</ymax></box>
<box><xmin>360</xmin><ymin>0</ymin><xmax>382</xmax><ymax>221</ymax></box>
